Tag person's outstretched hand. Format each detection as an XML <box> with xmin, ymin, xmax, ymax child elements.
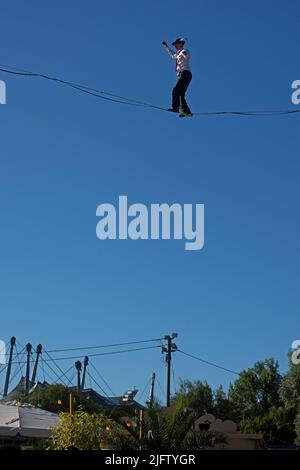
<box><xmin>162</xmin><ymin>40</ymin><xmax>168</xmax><ymax>47</ymax></box>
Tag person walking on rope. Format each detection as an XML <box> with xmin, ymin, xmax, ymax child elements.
<box><xmin>162</xmin><ymin>37</ymin><xmax>192</xmax><ymax>117</ymax></box>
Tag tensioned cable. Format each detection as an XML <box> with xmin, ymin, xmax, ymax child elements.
<box><xmin>86</xmin><ymin>369</ymin><xmax>114</xmax><ymax>401</ymax></box>
<box><xmin>4</xmin><ymin>364</ymin><xmax>22</xmax><ymax>395</ymax></box>
<box><xmin>44</xmin><ymin>337</ymin><xmax>164</xmax><ymax>354</ymax></box>
<box><xmin>4</xmin><ymin>337</ymin><xmax>164</xmax><ymax>356</ymax></box>
<box><xmin>7</xmin><ymin>345</ymin><xmax>161</xmax><ymax>365</ymax></box>
<box><xmin>42</xmin><ymin>355</ymin><xmax>69</xmax><ymax>387</ymax></box>
<box><xmin>42</xmin><ymin>366</ymin><xmax>57</xmax><ymax>385</ymax></box>
<box><xmin>4</xmin><ymin>346</ymin><xmax>25</xmax><ymax>387</ymax></box>
<box><xmin>41</xmin><ymin>353</ymin><xmax>47</xmax><ymax>382</ymax></box>
<box><xmin>178</xmin><ymin>349</ymin><xmax>240</xmax><ymax>376</ymax></box>
<box><xmin>88</xmin><ymin>369</ymin><xmax>92</xmax><ymax>390</ymax></box>
<box><xmin>29</xmin><ymin>343</ymin><xmax>71</xmax><ymax>387</ymax></box>
<box><xmin>0</xmin><ymin>65</ymin><xmax>152</xmax><ymax>108</ymax></box>
<box><xmin>68</xmin><ymin>370</ymin><xmax>77</xmax><ymax>386</ymax></box>
<box><xmin>0</xmin><ymin>341</ymin><xmax>6</xmax><ymax>376</ymax></box>
<box><xmin>43</xmin><ymin>350</ymin><xmax>74</xmax><ymax>386</ymax></box>
<box><xmin>156</xmin><ymin>376</ymin><xmax>165</xmax><ymax>398</ymax></box>
<box><xmin>0</xmin><ymin>63</ymin><xmax>158</xmax><ymax>107</ymax></box>
<box><xmin>136</xmin><ymin>376</ymin><xmax>152</xmax><ymax>402</ymax></box>
<box><xmin>0</xmin><ymin>364</ymin><xmax>9</xmax><ymax>397</ymax></box>
<box><xmin>0</xmin><ymin>63</ymin><xmax>173</xmax><ymax>112</ymax></box>
<box><xmin>27</xmin><ymin>346</ymin><xmax>65</xmax><ymax>386</ymax></box>
<box><xmin>192</xmin><ymin>109</ymin><xmax>300</xmax><ymax>116</ymax></box>
<box><xmin>7</xmin><ymin>348</ymin><xmax>26</xmax><ymax>387</ymax></box>
<box><xmin>55</xmin><ymin>363</ymin><xmax>74</xmax><ymax>384</ymax></box>
<box><xmin>0</xmin><ymin>63</ymin><xmax>299</xmax><ymax>117</ymax></box>
<box><xmin>89</xmin><ymin>361</ymin><xmax>115</xmax><ymax>397</ymax></box>
<box><xmin>172</xmin><ymin>359</ymin><xmax>177</xmax><ymax>393</ymax></box>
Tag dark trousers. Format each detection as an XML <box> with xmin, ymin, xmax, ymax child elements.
<box><xmin>172</xmin><ymin>70</ymin><xmax>192</xmax><ymax>113</ymax></box>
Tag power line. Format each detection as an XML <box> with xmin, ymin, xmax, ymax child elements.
<box><xmin>7</xmin><ymin>345</ymin><xmax>161</xmax><ymax>365</ymax></box>
<box><xmin>43</xmin><ymin>345</ymin><xmax>161</xmax><ymax>363</ymax></box>
<box><xmin>45</xmin><ymin>337</ymin><xmax>164</xmax><ymax>354</ymax></box>
<box><xmin>3</xmin><ymin>337</ymin><xmax>164</xmax><ymax>357</ymax></box>
<box><xmin>178</xmin><ymin>349</ymin><xmax>240</xmax><ymax>376</ymax></box>
<box><xmin>1</xmin><ymin>63</ymin><xmax>299</xmax><ymax>117</ymax></box>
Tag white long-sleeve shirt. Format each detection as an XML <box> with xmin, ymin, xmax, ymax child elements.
<box><xmin>164</xmin><ymin>45</ymin><xmax>191</xmax><ymax>75</ymax></box>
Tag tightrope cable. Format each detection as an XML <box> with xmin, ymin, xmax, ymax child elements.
<box><xmin>1</xmin><ymin>63</ymin><xmax>299</xmax><ymax>117</ymax></box>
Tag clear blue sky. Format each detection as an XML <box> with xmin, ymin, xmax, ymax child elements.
<box><xmin>1</xmin><ymin>0</ymin><xmax>299</xmax><ymax>402</ymax></box>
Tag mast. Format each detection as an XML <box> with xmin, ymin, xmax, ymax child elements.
<box><xmin>3</xmin><ymin>336</ymin><xmax>16</xmax><ymax>397</ymax></box>
<box><xmin>31</xmin><ymin>344</ymin><xmax>43</xmax><ymax>383</ymax></box>
<box><xmin>149</xmin><ymin>372</ymin><xmax>156</xmax><ymax>407</ymax></box>
<box><xmin>75</xmin><ymin>360</ymin><xmax>82</xmax><ymax>392</ymax></box>
<box><xmin>81</xmin><ymin>356</ymin><xmax>89</xmax><ymax>390</ymax></box>
<box><xmin>25</xmin><ymin>343</ymin><xmax>32</xmax><ymax>395</ymax></box>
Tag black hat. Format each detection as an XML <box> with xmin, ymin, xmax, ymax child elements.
<box><xmin>172</xmin><ymin>37</ymin><xmax>186</xmax><ymax>46</ymax></box>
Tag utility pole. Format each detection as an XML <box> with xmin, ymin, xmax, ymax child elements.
<box><xmin>3</xmin><ymin>336</ymin><xmax>16</xmax><ymax>397</ymax></box>
<box><xmin>149</xmin><ymin>372</ymin><xmax>156</xmax><ymax>407</ymax></box>
<box><xmin>163</xmin><ymin>333</ymin><xmax>178</xmax><ymax>407</ymax></box>
<box><xmin>69</xmin><ymin>393</ymin><xmax>74</xmax><ymax>417</ymax></box>
<box><xmin>25</xmin><ymin>343</ymin><xmax>32</xmax><ymax>396</ymax></box>
<box><xmin>139</xmin><ymin>409</ymin><xmax>144</xmax><ymax>450</ymax></box>
<box><xmin>31</xmin><ymin>344</ymin><xmax>42</xmax><ymax>384</ymax></box>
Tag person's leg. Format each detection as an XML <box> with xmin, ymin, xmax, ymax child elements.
<box><xmin>180</xmin><ymin>95</ymin><xmax>190</xmax><ymax>113</ymax></box>
<box><xmin>171</xmin><ymin>76</ymin><xmax>182</xmax><ymax>112</ymax></box>
<box><xmin>179</xmin><ymin>71</ymin><xmax>192</xmax><ymax>114</ymax></box>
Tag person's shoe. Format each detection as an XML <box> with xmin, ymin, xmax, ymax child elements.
<box><xmin>179</xmin><ymin>110</ymin><xmax>193</xmax><ymax>118</ymax></box>
<box><xmin>168</xmin><ymin>108</ymin><xmax>179</xmax><ymax>113</ymax></box>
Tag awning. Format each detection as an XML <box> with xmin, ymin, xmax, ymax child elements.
<box><xmin>0</xmin><ymin>402</ymin><xmax>59</xmax><ymax>438</ymax></box>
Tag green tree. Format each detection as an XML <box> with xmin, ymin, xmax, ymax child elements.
<box><xmin>279</xmin><ymin>355</ymin><xmax>300</xmax><ymax>412</ymax></box>
<box><xmin>280</xmin><ymin>354</ymin><xmax>300</xmax><ymax>445</ymax></box>
<box><xmin>48</xmin><ymin>408</ymin><xmax>114</xmax><ymax>450</ymax></box>
<box><xmin>228</xmin><ymin>358</ymin><xmax>282</xmax><ymax>420</ymax></box>
<box><xmin>172</xmin><ymin>380</ymin><xmax>214</xmax><ymax>417</ymax></box>
<box><xmin>213</xmin><ymin>385</ymin><xmax>235</xmax><ymax>421</ymax></box>
<box><xmin>239</xmin><ymin>406</ymin><xmax>296</xmax><ymax>445</ymax></box>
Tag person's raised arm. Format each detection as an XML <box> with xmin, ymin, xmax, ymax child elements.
<box><xmin>162</xmin><ymin>41</ymin><xmax>176</xmax><ymax>59</ymax></box>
